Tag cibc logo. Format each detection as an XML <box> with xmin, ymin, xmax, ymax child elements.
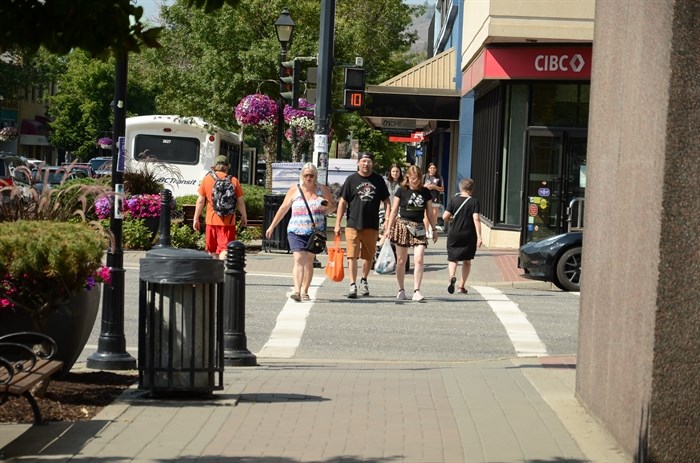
<box><xmin>534</xmin><ymin>53</ymin><xmax>585</xmax><ymax>72</ymax></box>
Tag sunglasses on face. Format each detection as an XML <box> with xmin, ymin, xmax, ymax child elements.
<box><xmin>303</xmin><ymin>174</ymin><xmax>316</xmax><ymax>178</ymax></box>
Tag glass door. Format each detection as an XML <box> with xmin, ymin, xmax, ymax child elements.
<box><xmin>522</xmin><ymin>128</ymin><xmax>587</xmax><ymax>244</ymax></box>
<box><xmin>523</xmin><ymin>129</ymin><xmax>563</xmax><ymax>243</ymax></box>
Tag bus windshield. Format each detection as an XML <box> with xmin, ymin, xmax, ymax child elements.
<box><xmin>133</xmin><ymin>134</ymin><xmax>200</xmax><ymax>165</ymax></box>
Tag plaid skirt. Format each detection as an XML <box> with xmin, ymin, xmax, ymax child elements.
<box><xmin>390</xmin><ymin>217</ymin><xmax>429</xmax><ymax>248</ymax></box>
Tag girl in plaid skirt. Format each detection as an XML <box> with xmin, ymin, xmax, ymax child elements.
<box><xmin>381</xmin><ymin>165</ymin><xmax>438</xmax><ymax>302</ymax></box>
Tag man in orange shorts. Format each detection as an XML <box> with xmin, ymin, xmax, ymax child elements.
<box><xmin>334</xmin><ymin>152</ymin><xmax>391</xmax><ymax>298</ymax></box>
<box><xmin>193</xmin><ymin>155</ymin><xmax>247</xmax><ymax>259</ymax></box>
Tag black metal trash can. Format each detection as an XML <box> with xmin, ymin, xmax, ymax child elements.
<box><xmin>138</xmin><ymin>248</ymin><xmax>224</xmax><ymax>396</ymax></box>
<box><xmin>262</xmin><ymin>193</ymin><xmax>291</xmax><ymax>252</ymax></box>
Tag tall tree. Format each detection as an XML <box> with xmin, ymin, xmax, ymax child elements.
<box><xmin>47</xmin><ymin>51</ymin><xmax>157</xmax><ymax>160</ymax></box>
<box><xmin>136</xmin><ymin>0</ymin><xmax>423</xmax><ymax>158</ymax></box>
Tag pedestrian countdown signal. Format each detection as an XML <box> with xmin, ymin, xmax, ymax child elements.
<box><xmin>343</xmin><ymin>67</ymin><xmax>365</xmax><ymax>111</ymax></box>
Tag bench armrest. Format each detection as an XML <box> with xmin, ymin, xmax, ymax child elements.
<box><xmin>0</xmin><ymin>332</ymin><xmax>58</xmax><ymax>361</ymax></box>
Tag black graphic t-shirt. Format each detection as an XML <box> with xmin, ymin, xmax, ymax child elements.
<box><xmin>340</xmin><ymin>172</ymin><xmax>390</xmax><ymax>229</ymax></box>
<box><xmin>397</xmin><ymin>186</ymin><xmax>431</xmax><ymax>223</ymax></box>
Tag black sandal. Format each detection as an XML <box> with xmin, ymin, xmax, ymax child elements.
<box><xmin>447</xmin><ymin>276</ymin><xmax>456</xmax><ymax>294</ymax></box>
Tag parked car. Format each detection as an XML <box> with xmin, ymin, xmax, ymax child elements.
<box><xmin>518</xmin><ymin>231</ymin><xmax>582</xmax><ymax>291</ymax></box>
<box><xmin>62</xmin><ymin>163</ymin><xmax>96</xmax><ymax>178</ymax></box>
<box><xmin>0</xmin><ymin>154</ymin><xmax>31</xmax><ymax>203</ymax></box>
<box><xmin>88</xmin><ymin>156</ymin><xmax>112</xmax><ymax>177</ymax></box>
<box><xmin>33</xmin><ymin>166</ymin><xmax>89</xmax><ymax>192</ymax></box>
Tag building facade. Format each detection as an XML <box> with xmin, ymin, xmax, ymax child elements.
<box><xmin>457</xmin><ymin>0</ymin><xmax>595</xmax><ymax>248</ymax></box>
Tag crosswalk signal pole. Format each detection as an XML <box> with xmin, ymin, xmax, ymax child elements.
<box><xmin>313</xmin><ymin>0</ymin><xmax>335</xmax><ymax>186</ymax></box>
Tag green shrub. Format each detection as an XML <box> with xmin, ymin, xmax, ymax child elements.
<box><xmin>174</xmin><ymin>194</ymin><xmax>199</xmax><ymax>211</ymax></box>
<box><xmin>241</xmin><ymin>184</ymin><xmax>265</xmax><ymax>220</ymax></box>
<box><xmin>237</xmin><ymin>220</ymin><xmax>262</xmax><ymax>244</ymax></box>
<box><xmin>171</xmin><ymin>222</ymin><xmax>204</xmax><ymax>249</ymax></box>
<box><xmin>0</xmin><ymin>220</ymin><xmax>107</xmax><ymax>321</ymax></box>
<box><xmin>122</xmin><ymin>219</ymin><xmax>153</xmax><ymax>250</ymax></box>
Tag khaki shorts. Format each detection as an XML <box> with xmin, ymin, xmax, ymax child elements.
<box><xmin>345</xmin><ymin>228</ymin><xmax>379</xmax><ymax>261</ymax></box>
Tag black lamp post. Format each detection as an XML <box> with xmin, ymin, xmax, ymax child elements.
<box><xmin>87</xmin><ymin>52</ymin><xmax>137</xmax><ymax>371</ymax></box>
<box><xmin>274</xmin><ymin>8</ymin><xmax>295</xmax><ymax>164</ymax></box>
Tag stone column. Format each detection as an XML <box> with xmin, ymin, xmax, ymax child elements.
<box><xmin>577</xmin><ymin>1</ymin><xmax>700</xmax><ymax>461</ymax></box>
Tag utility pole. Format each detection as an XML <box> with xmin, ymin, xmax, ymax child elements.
<box><xmin>313</xmin><ymin>0</ymin><xmax>335</xmax><ymax>185</ymax></box>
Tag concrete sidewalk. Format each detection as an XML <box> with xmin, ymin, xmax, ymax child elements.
<box><xmin>0</xmin><ymin>358</ymin><xmax>628</xmax><ymax>462</ymax></box>
<box><xmin>0</xmin><ymin>241</ymin><xmax>630</xmax><ymax>462</ymax></box>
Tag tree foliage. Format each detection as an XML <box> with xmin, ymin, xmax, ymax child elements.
<box><xmin>138</xmin><ymin>0</ymin><xmax>424</xmax><ymax>157</ymax></box>
<box><xmin>0</xmin><ymin>0</ymin><xmax>164</xmax><ymax>57</ymax></box>
<box><xmin>47</xmin><ymin>51</ymin><xmax>157</xmax><ymax>160</ymax></box>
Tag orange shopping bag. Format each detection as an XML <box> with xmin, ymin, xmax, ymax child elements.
<box><xmin>325</xmin><ymin>235</ymin><xmax>345</xmax><ymax>282</ymax></box>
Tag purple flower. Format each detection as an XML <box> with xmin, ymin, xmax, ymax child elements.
<box><xmin>97</xmin><ymin>136</ymin><xmax>113</xmax><ymax>147</ymax></box>
<box><xmin>125</xmin><ymin>194</ymin><xmax>161</xmax><ymax>218</ymax></box>
<box><xmin>94</xmin><ymin>196</ymin><xmax>111</xmax><ymax>219</ymax></box>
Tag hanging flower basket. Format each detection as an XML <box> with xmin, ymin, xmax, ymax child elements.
<box><xmin>97</xmin><ymin>136</ymin><xmax>113</xmax><ymax>149</ymax></box>
<box><xmin>234</xmin><ymin>93</ymin><xmax>278</xmax><ymax>130</ymax></box>
<box><xmin>0</xmin><ymin>126</ymin><xmax>18</xmax><ymax>142</ymax></box>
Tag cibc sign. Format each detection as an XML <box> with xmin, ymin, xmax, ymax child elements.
<box><xmin>534</xmin><ymin>54</ymin><xmax>586</xmax><ymax>73</ymax></box>
<box><xmin>484</xmin><ymin>46</ymin><xmax>592</xmax><ymax>80</ymax></box>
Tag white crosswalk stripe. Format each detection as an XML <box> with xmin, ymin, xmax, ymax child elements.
<box><xmin>472</xmin><ymin>286</ymin><xmax>548</xmax><ymax>357</ymax></box>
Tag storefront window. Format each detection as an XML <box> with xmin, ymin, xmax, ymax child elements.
<box><xmin>531</xmin><ymin>83</ymin><xmax>589</xmax><ymax>127</ymax></box>
<box><xmin>500</xmin><ymin>84</ymin><xmax>528</xmax><ymax>226</ymax></box>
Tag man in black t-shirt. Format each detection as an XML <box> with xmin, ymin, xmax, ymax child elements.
<box><xmin>334</xmin><ymin>152</ymin><xmax>391</xmax><ymax>299</ymax></box>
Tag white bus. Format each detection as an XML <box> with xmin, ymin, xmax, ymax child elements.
<box><xmin>125</xmin><ymin>115</ymin><xmax>257</xmax><ymax>196</ymax></box>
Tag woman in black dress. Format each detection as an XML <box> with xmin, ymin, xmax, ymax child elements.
<box><xmin>442</xmin><ymin>178</ymin><xmax>482</xmax><ymax>294</ymax></box>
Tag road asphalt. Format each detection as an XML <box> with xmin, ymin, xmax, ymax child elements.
<box><xmin>0</xmin><ymin>240</ymin><xmax>630</xmax><ymax>462</ymax></box>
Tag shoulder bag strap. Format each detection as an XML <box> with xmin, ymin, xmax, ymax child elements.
<box><xmin>452</xmin><ymin>196</ymin><xmax>470</xmax><ymax>218</ymax></box>
<box><xmin>297</xmin><ymin>184</ymin><xmax>317</xmax><ymax>229</ymax></box>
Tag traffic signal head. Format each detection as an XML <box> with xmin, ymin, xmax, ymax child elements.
<box><xmin>343</xmin><ymin>67</ymin><xmax>365</xmax><ymax>111</ymax></box>
<box><xmin>280</xmin><ymin>59</ymin><xmax>301</xmax><ymax>108</ymax></box>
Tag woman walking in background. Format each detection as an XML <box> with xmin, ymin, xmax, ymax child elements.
<box><xmin>265</xmin><ymin>163</ymin><xmax>336</xmax><ymax>302</ymax></box>
<box><xmin>382</xmin><ymin>165</ymin><xmax>438</xmax><ymax>302</ymax></box>
<box><xmin>385</xmin><ymin>164</ymin><xmax>404</xmax><ymax>201</ymax></box>
<box><xmin>443</xmin><ymin>178</ymin><xmax>482</xmax><ymax>294</ymax></box>
<box><xmin>422</xmin><ymin>162</ymin><xmax>444</xmax><ymax>236</ymax></box>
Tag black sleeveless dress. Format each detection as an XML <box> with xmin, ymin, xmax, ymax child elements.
<box><xmin>446</xmin><ymin>195</ymin><xmax>480</xmax><ymax>261</ymax></box>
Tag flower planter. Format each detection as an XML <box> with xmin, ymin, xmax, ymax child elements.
<box><xmin>0</xmin><ymin>286</ymin><xmax>101</xmax><ymax>377</ymax></box>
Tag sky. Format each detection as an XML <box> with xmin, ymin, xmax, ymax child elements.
<box><xmin>134</xmin><ymin>0</ymin><xmax>172</xmax><ymax>24</ymax></box>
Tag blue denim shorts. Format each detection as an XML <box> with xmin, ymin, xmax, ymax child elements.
<box><xmin>287</xmin><ymin>232</ymin><xmax>311</xmax><ymax>252</ymax></box>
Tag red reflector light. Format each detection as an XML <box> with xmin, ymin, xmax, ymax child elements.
<box><xmin>163</xmin><ymin>128</ymin><xmax>172</xmax><ymax>132</ymax></box>
<box><xmin>209</xmin><ymin>135</ymin><xmax>215</xmax><ymax>142</ymax></box>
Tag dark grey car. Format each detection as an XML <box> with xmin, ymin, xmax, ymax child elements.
<box><xmin>518</xmin><ymin>232</ymin><xmax>583</xmax><ymax>291</ymax></box>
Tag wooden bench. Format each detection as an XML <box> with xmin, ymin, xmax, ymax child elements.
<box><xmin>0</xmin><ymin>332</ymin><xmax>64</xmax><ymax>424</ymax></box>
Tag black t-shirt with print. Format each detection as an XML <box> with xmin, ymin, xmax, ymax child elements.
<box><xmin>340</xmin><ymin>172</ymin><xmax>390</xmax><ymax>230</ymax></box>
<box><xmin>396</xmin><ymin>186</ymin><xmax>431</xmax><ymax>223</ymax></box>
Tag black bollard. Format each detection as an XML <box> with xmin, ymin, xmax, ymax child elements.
<box><xmin>154</xmin><ymin>189</ymin><xmax>172</xmax><ymax>249</ymax></box>
<box><xmin>223</xmin><ymin>241</ymin><xmax>257</xmax><ymax>366</ymax></box>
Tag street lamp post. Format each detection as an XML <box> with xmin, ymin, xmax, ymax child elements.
<box><xmin>274</xmin><ymin>8</ymin><xmax>295</xmax><ymax>164</ymax></box>
<box><xmin>87</xmin><ymin>52</ymin><xmax>137</xmax><ymax>371</ymax></box>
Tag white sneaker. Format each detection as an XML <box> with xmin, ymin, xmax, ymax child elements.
<box><xmin>396</xmin><ymin>289</ymin><xmax>406</xmax><ymax>300</ymax></box>
<box><xmin>412</xmin><ymin>289</ymin><xmax>425</xmax><ymax>302</ymax></box>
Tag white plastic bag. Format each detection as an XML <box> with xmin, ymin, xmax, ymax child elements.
<box><xmin>374</xmin><ymin>239</ymin><xmax>396</xmax><ymax>275</ymax></box>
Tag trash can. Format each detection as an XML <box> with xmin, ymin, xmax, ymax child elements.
<box><xmin>138</xmin><ymin>248</ymin><xmax>224</xmax><ymax>396</ymax></box>
<box><xmin>262</xmin><ymin>193</ymin><xmax>291</xmax><ymax>252</ymax></box>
